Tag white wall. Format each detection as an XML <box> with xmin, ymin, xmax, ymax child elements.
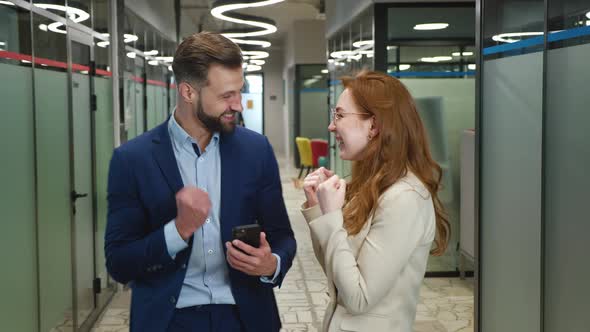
<box><xmin>125</xmin><ymin>0</ymin><xmax>176</xmax><ymax>41</ymax></box>
<box><xmin>285</xmin><ymin>19</ymin><xmax>327</xmax><ymax>68</ymax></box>
<box><xmin>263</xmin><ymin>48</ymin><xmax>287</xmax><ymax>159</ymax></box>
<box><xmin>282</xmin><ymin>19</ymin><xmax>327</xmax><ymax>165</ymax></box>
<box><xmin>325</xmin><ymin>0</ymin><xmax>372</xmax><ymax>38</ymax></box>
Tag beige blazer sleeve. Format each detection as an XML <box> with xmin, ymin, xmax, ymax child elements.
<box><xmin>301</xmin><ymin>204</ymin><xmax>326</xmax><ymax>271</ymax></box>
<box><xmin>306</xmin><ymin>188</ymin><xmax>431</xmax><ymax>315</ymax></box>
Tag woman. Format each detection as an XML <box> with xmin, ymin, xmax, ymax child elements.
<box><xmin>301</xmin><ymin>71</ymin><xmax>449</xmax><ymax>332</ymax></box>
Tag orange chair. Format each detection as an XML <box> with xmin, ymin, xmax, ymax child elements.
<box><xmin>295</xmin><ymin>137</ymin><xmax>313</xmax><ymax>179</ymax></box>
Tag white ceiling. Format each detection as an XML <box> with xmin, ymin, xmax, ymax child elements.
<box><xmin>179</xmin><ymin>0</ymin><xmax>323</xmax><ymax>46</ymax></box>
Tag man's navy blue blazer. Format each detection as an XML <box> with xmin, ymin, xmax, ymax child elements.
<box><xmin>105</xmin><ymin>119</ymin><xmax>296</xmax><ymax>332</ymax></box>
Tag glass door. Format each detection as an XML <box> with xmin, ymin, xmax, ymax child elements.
<box><xmin>69</xmin><ymin>27</ymin><xmax>97</xmax><ymax>329</ymax></box>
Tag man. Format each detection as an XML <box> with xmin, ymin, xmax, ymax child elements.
<box><xmin>105</xmin><ymin>32</ymin><xmax>296</xmax><ymax>332</ymax></box>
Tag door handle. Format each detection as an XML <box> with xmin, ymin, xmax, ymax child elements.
<box><xmin>71</xmin><ymin>190</ymin><xmax>88</xmax><ymax>202</ymax></box>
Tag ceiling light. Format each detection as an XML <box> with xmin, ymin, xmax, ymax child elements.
<box><xmin>211</xmin><ymin>0</ymin><xmax>284</xmax><ymax>38</ymax></box>
<box><xmin>250</xmin><ymin>59</ymin><xmax>265</xmax><ymax>66</ymax></box>
<box><xmin>0</xmin><ymin>1</ymin><xmax>16</xmax><ymax>6</ymax></box>
<box><xmin>168</xmin><ymin>66</ymin><xmax>173</xmax><ymax>71</ymax></box>
<box><xmin>228</xmin><ymin>38</ymin><xmax>271</xmax><ymax>48</ymax></box>
<box><xmin>327</xmin><ymin>59</ymin><xmax>334</xmax><ymax>63</ymax></box>
<box><xmin>452</xmin><ymin>51</ymin><xmax>474</xmax><ymax>56</ymax></box>
<box><xmin>148</xmin><ymin>60</ymin><xmax>159</xmax><ymax>66</ymax></box>
<box><xmin>246</xmin><ymin>64</ymin><xmax>262</xmax><ymax>72</ymax></box>
<box><xmin>34</xmin><ymin>4</ymin><xmax>90</xmax><ymax>34</ymax></box>
<box><xmin>359</xmin><ymin>50</ymin><xmax>373</xmax><ymax>57</ymax></box>
<box><xmin>492</xmin><ymin>32</ymin><xmax>543</xmax><ymax>43</ymax></box>
<box><xmin>321</xmin><ymin>69</ymin><xmax>328</xmax><ymax>74</ymax></box>
<box><xmin>0</xmin><ymin>42</ymin><xmax>5</xmax><ymax>46</ymax></box>
<box><xmin>39</xmin><ymin>24</ymin><xmax>48</xmax><ymax>31</ymax></box>
<box><xmin>144</xmin><ymin>50</ymin><xmax>158</xmax><ymax>56</ymax></box>
<box><xmin>155</xmin><ymin>56</ymin><xmax>174</xmax><ymax>62</ymax></box>
<box><xmin>414</xmin><ymin>23</ymin><xmax>449</xmax><ymax>31</ymax></box>
<box><xmin>386</xmin><ymin>46</ymin><xmax>397</xmax><ymax>51</ymax></box>
<box><xmin>352</xmin><ymin>40</ymin><xmax>373</xmax><ymax>48</ymax></box>
<box><xmin>21</xmin><ymin>60</ymin><xmax>31</xmax><ymax>64</ymax></box>
<box><xmin>399</xmin><ymin>64</ymin><xmax>411</xmax><ymax>71</ymax></box>
<box><xmin>330</xmin><ymin>50</ymin><xmax>354</xmax><ymax>59</ymax></box>
<box><xmin>242</xmin><ymin>51</ymin><xmax>269</xmax><ymax>59</ymax></box>
<box><xmin>80</xmin><ymin>70</ymin><xmax>89</xmax><ymax>74</ymax></box>
<box><xmin>468</xmin><ymin>64</ymin><xmax>476</xmax><ymax>70</ymax></box>
<box><xmin>242</xmin><ymin>63</ymin><xmax>248</xmax><ymax>68</ymax></box>
<box><xmin>586</xmin><ymin>11</ymin><xmax>590</xmax><ymax>19</ymax></box>
<box><xmin>421</xmin><ymin>56</ymin><xmax>453</xmax><ymax>63</ymax></box>
<box><xmin>349</xmin><ymin>53</ymin><xmax>362</xmax><ymax>61</ymax></box>
<box><xmin>126</xmin><ymin>52</ymin><xmax>136</xmax><ymax>59</ymax></box>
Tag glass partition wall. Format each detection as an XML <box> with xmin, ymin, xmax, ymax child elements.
<box><xmin>0</xmin><ymin>1</ymin><xmax>175</xmax><ymax>331</ymax></box>
<box><xmin>478</xmin><ymin>0</ymin><xmax>590</xmax><ymax>331</ymax></box>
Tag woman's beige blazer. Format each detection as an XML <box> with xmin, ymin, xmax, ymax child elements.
<box><xmin>301</xmin><ymin>172</ymin><xmax>436</xmax><ymax>332</ymax></box>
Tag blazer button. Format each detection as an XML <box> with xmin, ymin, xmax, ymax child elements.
<box><xmin>170</xmin><ymin>296</ymin><xmax>176</xmax><ymax>304</ymax></box>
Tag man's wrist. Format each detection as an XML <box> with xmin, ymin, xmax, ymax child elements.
<box><xmin>174</xmin><ymin>219</ymin><xmax>189</xmax><ymax>241</ymax></box>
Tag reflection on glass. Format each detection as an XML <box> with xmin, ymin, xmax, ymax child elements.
<box><xmin>483</xmin><ymin>0</ymin><xmax>544</xmax><ymax>49</ymax></box>
<box><xmin>34</xmin><ymin>13</ymin><xmax>67</xmax><ymax>71</ymax></box>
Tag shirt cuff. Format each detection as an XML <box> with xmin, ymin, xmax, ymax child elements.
<box><xmin>164</xmin><ymin>219</ymin><xmax>189</xmax><ymax>259</ymax></box>
<box><xmin>260</xmin><ymin>253</ymin><xmax>281</xmax><ymax>284</ymax></box>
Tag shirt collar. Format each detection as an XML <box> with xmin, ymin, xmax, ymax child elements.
<box><xmin>168</xmin><ymin>108</ymin><xmax>220</xmax><ymax>151</ymax></box>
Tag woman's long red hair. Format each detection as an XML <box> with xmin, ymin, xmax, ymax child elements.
<box><xmin>341</xmin><ymin>71</ymin><xmax>449</xmax><ymax>256</ymax></box>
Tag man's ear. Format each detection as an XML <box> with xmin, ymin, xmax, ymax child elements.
<box><xmin>179</xmin><ymin>82</ymin><xmax>195</xmax><ymax>104</ymax></box>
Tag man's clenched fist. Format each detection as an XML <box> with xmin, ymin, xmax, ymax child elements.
<box><xmin>175</xmin><ymin>186</ymin><xmax>211</xmax><ymax>241</ymax></box>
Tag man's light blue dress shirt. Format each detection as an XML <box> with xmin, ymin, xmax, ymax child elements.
<box><xmin>163</xmin><ymin>111</ymin><xmax>280</xmax><ymax>308</ymax></box>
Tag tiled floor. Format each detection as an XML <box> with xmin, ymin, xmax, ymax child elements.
<box><xmin>91</xmin><ymin>163</ymin><xmax>474</xmax><ymax>332</ymax></box>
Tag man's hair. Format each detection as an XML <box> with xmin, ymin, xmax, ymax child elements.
<box><xmin>172</xmin><ymin>31</ymin><xmax>243</xmax><ymax>87</ymax></box>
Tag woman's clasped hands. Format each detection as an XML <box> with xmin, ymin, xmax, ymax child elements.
<box><xmin>302</xmin><ymin>167</ymin><xmax>347</xmax><ymax>215</ymax></box>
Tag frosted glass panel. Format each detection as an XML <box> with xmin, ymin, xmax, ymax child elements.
<box><xmin>147</xmin><ymin>84</ymin><xmax>157</xmax><ymax>130</ymax></box>
<box><xmin>135</xmin><ymin>78</ymin><xmax>145</xmax><ymax>135</ymax></box>
<box><xmin>0</xmin><ymin>62</ymin><xmax>38</xmax><ymax>332</ymax></box>
<box><xmin>402</xmin><ymin>78</ymin><xmax>475</xmax><ymax>271</ymax></box>
<box><xmin>72</xmin><ymin>71</ymin><xmax>95</xmax><ymax>327</ymax></box>
<box><xmin>124</xmin><ymin>72</ymin><xmax>137</xmax><ymax>139</ymax></box>
<box><xmin>300</xmin><ymin>90</ymin><xmax>329</xmax><ymax>140</ymax></box>
<box><xmin>35</xmin><ymin>68</ymin><xmax>73</xmax><ymax>332</ymax></box>
<box><xmin>480</xmin><ymin>53</ymin><xmax>542</xmax><ymax>332</ymax></box>
<box><xmin>544</xmin><ymin>43</ymin><xmax>590</xmax><ymax>332</ymax></box>
<box><xmin>95</xmin><ymin>77</ymin><xmax>114</xmax><ymax>297</ymax></box>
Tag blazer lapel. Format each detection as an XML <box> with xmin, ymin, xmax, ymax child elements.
<box><xmin>152</xmin><ymin>121</ymin><xmax>184</xmax><ymax>194</ymax></box>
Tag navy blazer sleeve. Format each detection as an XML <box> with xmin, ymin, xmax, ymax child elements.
<box><xmin>256</xmin><ymin>138</ymin><xmax>297</xmax><ymax>287</ymax></box>
<box><xmin>105</xmin><ymin>149</ymin><xmax>174</xmax><ymax>284</ymax></box>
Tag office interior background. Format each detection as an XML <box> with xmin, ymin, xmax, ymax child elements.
<box><xmin>0</xmin><ymin>0</ymin><xmax>588</xmax><ymax>331</ymax></box>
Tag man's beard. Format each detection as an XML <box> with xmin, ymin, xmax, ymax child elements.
<box><xmin>195</xmin><ymin>98</ymin><xmax>237</xmax><ymax>134</ymax></box>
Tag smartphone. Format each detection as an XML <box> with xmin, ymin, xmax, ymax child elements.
<box><xmin>232</xmin><ymin>224</ymin><xmax>261</xmax><ymax>248</ymax></box>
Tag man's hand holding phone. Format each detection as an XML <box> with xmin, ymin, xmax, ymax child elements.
<box><xmin>226</xmin><ymin>230</ymin><xmax>277</xmax><ymax>277</ymax></box>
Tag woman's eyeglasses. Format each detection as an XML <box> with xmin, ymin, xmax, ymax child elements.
<box><xmin>330</xmin><ymin>108</ymin><xmax>371</xmax><ymax>121</ymax></box>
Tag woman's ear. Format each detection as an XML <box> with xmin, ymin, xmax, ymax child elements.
<box><xmin>370</xmin><ymin>117</ymin><xmax>379</xmax><ymax>137</ymax></box>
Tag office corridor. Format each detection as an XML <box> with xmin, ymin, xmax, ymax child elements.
<box><xmin>91</xmin><ymin>163</ymin><xmax>474</xmax><ymax>332</ymax></box>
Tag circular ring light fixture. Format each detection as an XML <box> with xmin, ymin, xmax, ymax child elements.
<box><xmin>211</xmin><ymin>0</ymin><xmax>284</xmax><ymax>70</ymax></box>
<box><xmin>34</xmin><ymin>4</ymin><xmax>90</xmax><ymax>34</ymax></box>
